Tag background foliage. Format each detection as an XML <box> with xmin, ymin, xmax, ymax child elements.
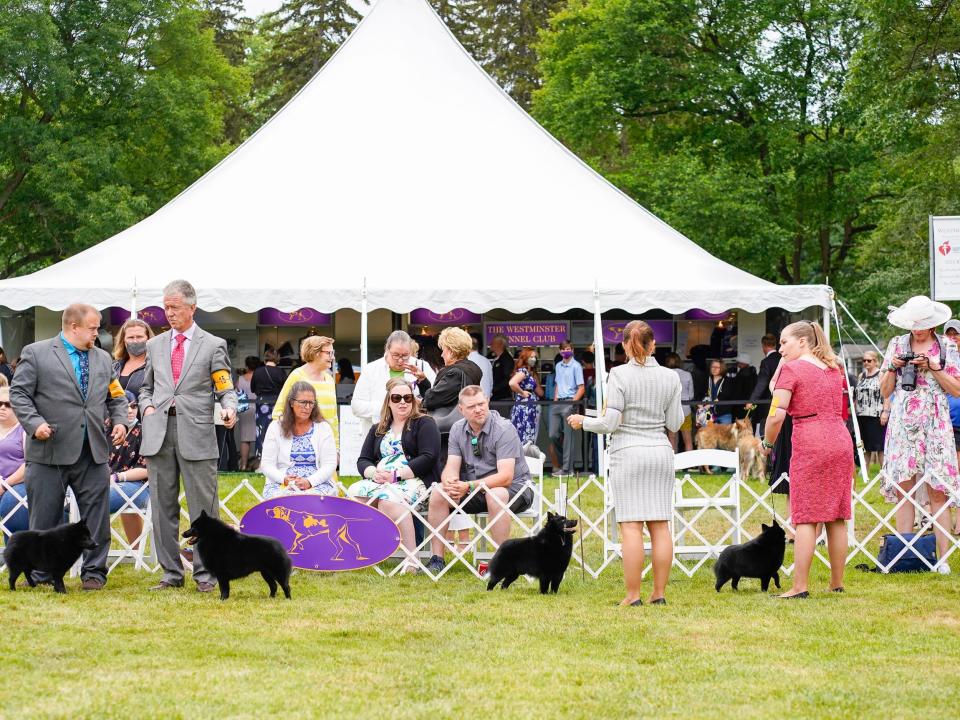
<box><xmin>1</xmin><ymin>0</ymin><xmax>958</xmax><ymax>331</ymax></box>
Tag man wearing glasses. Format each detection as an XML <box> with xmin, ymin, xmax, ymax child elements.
<box><xmin>351</xmin><ymin>330</ymin><xmax>436</xmax><ymax>438</ymax></box>
<box><xmin>425</xmin><ymin>386</ymin><xmax>534</xmax><ymax>574</ymax></box>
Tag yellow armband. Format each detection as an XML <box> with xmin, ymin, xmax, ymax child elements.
<box><xmin>211</xmin><ymin>370</ymin><xmax>233</xmax><ymax>392</ymax></box>
<box><xmin>108</xmin><ymin>379</ymin><xmax>125</xmax><ymax>399</ymax></box>
<box><xmin>767</xmin><ymin>397</ymin><xmax>780</xmax><ymax>417</ymax></box>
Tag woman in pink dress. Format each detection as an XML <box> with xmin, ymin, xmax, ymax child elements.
<box><xmin>761</xmin><ymin>321</ymin><xmax>853</xmax><ymax>598</ymax></box>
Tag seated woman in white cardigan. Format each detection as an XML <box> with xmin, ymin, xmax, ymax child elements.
<box><xmin>261</xmin><ymin>381</ymin><xmax>338</xmax><ymax>499</ymax></box>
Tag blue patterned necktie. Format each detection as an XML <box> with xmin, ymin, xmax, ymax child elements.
<box><xmin>78</xmin><ymin>350</ymin><xmax>89</xmax><ymax>399</ymax></box>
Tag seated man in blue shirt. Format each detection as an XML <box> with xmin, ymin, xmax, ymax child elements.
<box><xmin>547</xmin><ymin>341</ymin><xmax>584</xmax><ymax>476</ymax></box>
<box><xmin>425</xmin><ymin>386</ymin><xmax>534</xmax><ymax>573</ymax></box>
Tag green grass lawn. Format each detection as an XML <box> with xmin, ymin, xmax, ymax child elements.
<box><xmin>3</xmin><ymin>471</ymin><xmax>960</xmax><ymax>718</ymax></box>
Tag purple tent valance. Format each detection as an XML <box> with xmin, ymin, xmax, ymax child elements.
<box><xmin>258</xmin><ymin>308</ymin><xmax>332</xmax><ymax>326</ymax></box>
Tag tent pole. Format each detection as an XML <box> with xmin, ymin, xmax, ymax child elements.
<box><xmin>821</xmin><ymin>303</ymin><xmax>830</xmax><ymax>343</ymax></box>
<box><xmin>360</xmin><ymin>278</ymin><xmax>368</xmax><ymax>369</ymax></box>
<box><xmin>130</xmin><ymin>278</ymin><xmax>138</xmax><ymax>316</ymax></box>
<box><xmin>592</xmin><ymin>284</ymin><xmax>607</xmax><ymax>478</ymax></box>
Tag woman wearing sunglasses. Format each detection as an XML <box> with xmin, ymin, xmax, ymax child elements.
<box><xmin>349</xmin><ymin>377</ymin><xmax>441</xmax><ymax>573</ymax></box>
<box><xmin>261</xmin><ymin>381</ymin><xmax>337</xmax><ymax>499</ymax></box>
<box><xmin>0</xmin><ymin>385</ymin><xmax>28</xmax><ymax>534</ymax></box>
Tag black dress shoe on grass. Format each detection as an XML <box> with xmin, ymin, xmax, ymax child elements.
<box><xmin>148</xmin><ymin>580</ymin><xmax>183</xmax><ymax>591</ymax></box>
<box><xmin>650</xmin><ymin>598</ymin><xmax>667</xmax><ymax>605</ymax></box>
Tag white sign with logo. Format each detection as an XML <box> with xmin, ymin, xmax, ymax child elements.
<box><xmin>930</xmin><ymin>216</ymin><xmax>960</xmax><ymax>300</ymax></box>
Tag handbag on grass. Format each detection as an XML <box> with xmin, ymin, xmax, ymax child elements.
<box><xmin>877</xmin><ymin>532</ymin><xmax>937</xmax><ymax>572</ymax></box>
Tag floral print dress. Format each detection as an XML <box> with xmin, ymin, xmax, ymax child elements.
<box><xmin>347</xmin><ymin>429</ymin><xmax>425</xmax><ymax>505</ymax></box>
<box><xmin>510</xmin><ymin>368</ymin><xmax>540</xmax><ymax>444</ymax></box>
<box><xmin>881</xmin><ymin>334</ymin><xmax>960</xmax><ymax>504</ymax></box>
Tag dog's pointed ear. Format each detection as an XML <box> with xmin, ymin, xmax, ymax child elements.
<box><xmin>547</xmin><ymin>511</ymin><xmax>555</xmax><ymax>521</ymax></box>
<box><xmin>761</xmin><ymin>523</ymin><xmax>770</xmax><ymax>532</ymax></box>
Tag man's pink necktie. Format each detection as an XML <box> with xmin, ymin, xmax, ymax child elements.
<box><xmin>171</xmin><ymin>334</ymin><xmax>187</xmax><ymax>384</ymax></box>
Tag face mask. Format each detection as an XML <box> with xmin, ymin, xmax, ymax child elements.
<box><xmin>126</xmin><ymin>341</ymin><xmax>147</xmax><ymax>357</ymax></box>
<box><xmin>527</xmin><ymin>356</ymin><xmax>538</xmax><ymax>367</ymax></box>
<box><xmin>561</xmin><ymin>350</ymin><xmax>574</xmax><ymax>361</ymax></box>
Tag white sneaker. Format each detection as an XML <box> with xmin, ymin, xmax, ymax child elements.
<box><xmin>936</xmin><ymin>563</ymin><xmax>951</xmax><ymax>575</ymax></box>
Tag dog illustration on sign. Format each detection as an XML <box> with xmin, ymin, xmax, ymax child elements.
<box><xmin>267</xmin><ymin>506</ymin><xmax>370</xmax><ymax>561</ymax></box>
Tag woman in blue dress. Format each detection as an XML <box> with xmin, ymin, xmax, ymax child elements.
<box><xmin>509</xmin><ymin>346</ymin><xmax>544</xmax><ymax>444</ymax></box>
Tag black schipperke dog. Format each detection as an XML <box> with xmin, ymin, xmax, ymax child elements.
<box><xmin>4</xmin><ymin>521</ymin><xmax>96</xmax><ymax>594</ymax></box>
<box><xmin>486</xmin><ymin>512</ymin><xmax>578</xmax><ymax>594</ymax></box>
<box><xmin>182</xmin><ymin>510</ymin><xmax>292</xmax><ymax>601</ymax></box>
<box><xmin>714</xmin><ymin>520</ymin><xmax>786</xmax><ymax>592</ymax></box>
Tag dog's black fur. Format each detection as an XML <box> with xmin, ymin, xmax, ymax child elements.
<box><xmin>714</xmin><ymin>520</ymin><xmax>786</xmax><ymax>592</ymax></box>
<box><xmin>182</xmin><ymin>510</ymin><xmax>292</xmax><ymax>601</ymax></box>
<box><xmin>4</xmin><ymin>521</ymin><xmax>96</xmax><ymax>594</ymax></box>
<box><xmin>486</xmin><ymin>512</ymin><xmax>578</xmax><ymax>594</ymax></box>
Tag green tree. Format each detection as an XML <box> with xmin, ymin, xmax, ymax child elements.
<box><xmin>0</xmin><ymin>0</ymin><xmax>248</xmax><ymax>278</ymax></box>
<box><xmin>254</xmin><ymin>0</ymin><xmax>367</xmax><ymax>120</ymax></box>
<box><xmin>533</xmin><ymin>0</ymin><xmax>889</xmax><ymax>294</ymax></box>
<box><xmin>845</xmin><ymin>0</ymin><xmax>960</xmax><ymax>329</ymax></box>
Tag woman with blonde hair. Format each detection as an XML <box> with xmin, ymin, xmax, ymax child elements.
<box><xmin>350</xmin><ymin>377</ymin><xmax>441</xmax><ymax>572</ymax></box>
<box><xmin>422</xmin><ymin>327</ymin><xmax>483</xmax><ymax>423</ymax></box>
<box><xmin>272</xmin><ymin>335</ymin><xmax>339</xmax><ymax>446</ymax></box>
<box><xmin>113</xmin><ymin>318</ymin><xmax>154</xmax><ymax>397</ymax></box>
<box><xmin>761</xmin><ymin>320</ymin><xmax>854</xmax><ymax>597</ymax></box>
<box><xmin>568</xmin><ymin>321</ymin><xmax>683</xmax><ymax>606</ymax></box>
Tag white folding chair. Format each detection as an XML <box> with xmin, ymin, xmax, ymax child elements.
<box><xmin>469</xmin><ymin>455</ymin><xmax>546</xmax><ymax>562</ymax></box>
<box><xmin>672</xmin><ymin>449</ymin><xmax>742</xmax><ymax>565</ymax></box>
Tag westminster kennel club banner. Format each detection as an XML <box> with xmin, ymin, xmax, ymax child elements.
<box><xmin>240</xmin><ymin>495</ymin><xmax>400</xmax><ymax>571</ymax></box>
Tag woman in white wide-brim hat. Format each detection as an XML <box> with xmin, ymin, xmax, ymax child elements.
<box><xmin>880</xmin><ymin>295</ymin><xmax>960</xmax><ymax>570</ymax></box>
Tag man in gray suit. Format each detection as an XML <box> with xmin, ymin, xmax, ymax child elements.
<box><xmin>10</xmin><ymin>304</ymin><xmax>129</xmax><ymax>590</ymax></box>
<box><xmin>139</xmin><ymin>279</ymin><xmax>237</xmax><ymax>592</ymax></box>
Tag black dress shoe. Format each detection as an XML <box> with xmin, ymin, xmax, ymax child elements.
<box><xmin>148</xmin><ymin>580</ymin><xmax>184</xmax><ymax>591</ymax></box>
<box><xmin>81</xmin><ymin>578</ymin><xmax>105</xmax><ymax>591</ymax></box>
<box><xmin>650</xmin><ymin>597</ymin><xmax>667</xmax><ymax>605</ymax></box>
<box><xmin>196</xmin><ymin>581</ymin><xmax>216</xmax><ymax>593</ymax></box>
<box><xmin>778</xmin><ymin>591</ymin><xmax>810</xmax><ymax>599</ymax></box>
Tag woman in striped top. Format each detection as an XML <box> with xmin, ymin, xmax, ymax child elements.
<box><xmin>568</xmin><ymin>321</ymin><xmax>684</xmax><ymax>606</ymax></box>
<box><xmin>272</xmin><ymin>336</ymin><xmax>339</xmax><ymax>448</ymax></box>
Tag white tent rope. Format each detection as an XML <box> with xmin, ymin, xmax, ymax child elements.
<box><xmin>836</xmin><ymin>298</ymin><xmax>883</xmax><ymax>355</ymax></box>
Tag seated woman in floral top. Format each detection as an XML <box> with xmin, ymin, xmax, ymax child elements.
<box><xmin>106</xmin><ymin>391</ymin><xmax>149</xmax><ymax>546</ymax></box>
<box><xmin>350</xmin><ymin>377</ymin><xmax>441</xmax><ymax>574</ymax></box>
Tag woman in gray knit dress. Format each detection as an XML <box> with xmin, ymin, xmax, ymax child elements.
<box><xmin>568</xmin><ymin>321</ymin><xmax>683</xmax><ymax>606</ymax></box>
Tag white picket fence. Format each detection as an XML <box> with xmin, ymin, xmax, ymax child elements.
<box><xmin>2</xmin><ymin>452</ymin><xmax>957</xmax><ymax>580</ymax></box>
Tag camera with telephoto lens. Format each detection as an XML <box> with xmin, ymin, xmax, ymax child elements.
<box><xmin>898</xmin><ymin>352</ymin><xmax>919</xmax><ymax>392</ymax></box>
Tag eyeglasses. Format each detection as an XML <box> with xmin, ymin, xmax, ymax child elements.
<box><xmin>863</xmin><ymin>359</ymin><xmax>876</xmax><ymax>363</ymax></box>
<box><xmin>390</xmin><ymin>394</ymin><xmax>414</xmax><ymax>404</ymax></box>
<box><xmin>470</xmin><ymin>436</ymin><xmax>482</xmax><ymax>457</ymax></box>
<box><xmin>388</xmin><ymin>352</ymin><xmax>410</xmax><ymax>361</ymax></box>
<box><xmin>0</xmin><ymin>401</ymin><xmax>10</xmax><ymax>409</ymax></box>
<box><xmin>293</xmin><ymin>399</ymin><xmax>316</xmax><ymax>408</ymax></box>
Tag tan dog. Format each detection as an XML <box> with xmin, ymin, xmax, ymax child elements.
<box><xmin>695</xmin><ymin>417</ymin><xmax>752</xmax><ymax>451</ymax></box>
<box><xmin>738</xmin><ymin>434</ymin><xmax>767</xmax><ymax>481</ymax></box>
<box><xmin>696</xmin><ymin>418</ymin><xmax>752</xmax><ymax>474</ymax></box>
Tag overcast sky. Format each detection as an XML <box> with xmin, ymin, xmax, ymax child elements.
<box><xmin>242</xmin><ymin>0</ymin><xmax>370</xmax><ymax>17</ymax></box>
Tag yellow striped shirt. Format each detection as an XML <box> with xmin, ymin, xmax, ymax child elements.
<box><xmin>271</xmin><ymin>366</ymin><xmax>339</xmax><ymax>448</ymax></box>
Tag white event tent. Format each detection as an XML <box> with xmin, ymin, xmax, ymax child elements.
<box><xmin>0</xmin><ymin>0</ymin><xmax>831</xmax><ymax>366</ymax></box>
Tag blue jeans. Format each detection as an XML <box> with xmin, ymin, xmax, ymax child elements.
<box><xmin>0</xmin><ymin>483</ymin><xmax>29</xmax><ymax>534</ymax></box>
<box><xmin>715</xmin><ymin>413</ymin><xmax>733</xmax><ymax>425</ymax></box>
<box><xmin>109</xmin><ymin>481</ymin><xmax>149</xmax><ymax>513</ymax></box>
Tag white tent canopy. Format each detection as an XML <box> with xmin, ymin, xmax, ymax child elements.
<box><xmin>0</xmin><ymin>0</ymin><xmax>829</xmax><ymax>316</ymax></box>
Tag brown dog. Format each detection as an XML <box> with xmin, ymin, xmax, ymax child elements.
<box><xmin>738</xmin><ymin>434</ymin><xmax>767</xmax><ymax>481</ymax></box>
<box><xmin>696</xmin><ymin>418</ymin><xmax>752</xmax><ymax>474</ymax></box>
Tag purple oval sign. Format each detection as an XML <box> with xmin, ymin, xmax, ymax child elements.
<box><xmin>240</xmin><ymin>495</ymin><xmax>401</xmax><ymax>572</ymax></box>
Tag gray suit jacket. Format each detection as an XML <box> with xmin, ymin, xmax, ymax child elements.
<box><xmin>10</xmin><ymin>337</ymin><xmax>128</xmax><ymax>465</ymax></box>
<box><xmin>139</xmin><ymin>326</ymin><xmax>238</xmax><ymax>461</ymax></box>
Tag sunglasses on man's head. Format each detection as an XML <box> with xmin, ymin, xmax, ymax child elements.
<box><xmin>390</xmin><ymin>394</ymin><xmax>414</xmax><ymax>404</ymax></box>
